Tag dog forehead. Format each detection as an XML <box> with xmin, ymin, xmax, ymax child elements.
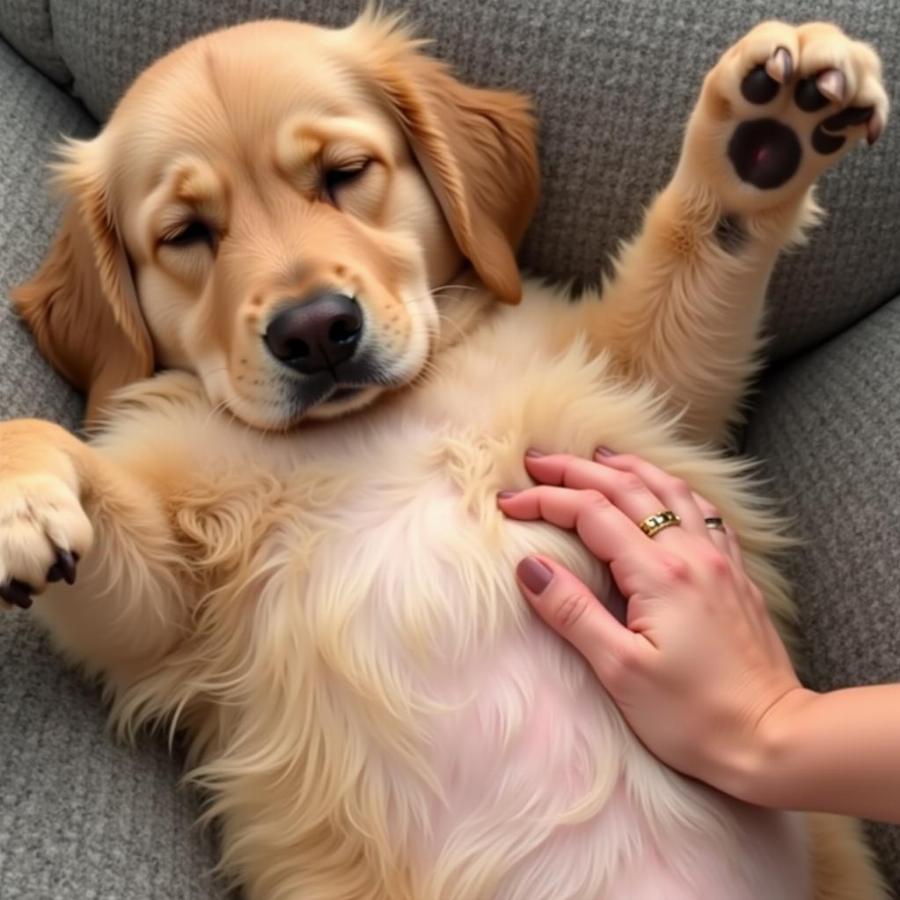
<box><xmin>111</xmin><ymin>22</ymin><xmax>369</xmax><ymax>166</ymax></box>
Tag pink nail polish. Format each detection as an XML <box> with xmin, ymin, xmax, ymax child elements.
<box><xmin>595</xmin><ymin>446</ymin><xmax>615</xmax><ymax>458</ymax></box>
<box><xmin>497</xmin><ymin>490</ymin><xmax>518</xmax><ymax>502</ymax></box>
<box><xmin>517</xmin><ymin>557</ymin><xmax>554</xmax><ymax>594</ymax></box>
<box><xmin>525</xmin><ymin>448</ymin><xmax>545</xmax><ymax>458</ymax></box>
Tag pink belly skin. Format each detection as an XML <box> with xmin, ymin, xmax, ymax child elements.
<box><xmin>410</xmin><ymin>627</ymin><xmax>811</xmax><ymax>900</ymax></box>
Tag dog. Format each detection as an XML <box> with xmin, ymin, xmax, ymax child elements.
<box><xmin>0</xmin><ymin>12</ymin><xmax>890</xmax><ymax>899</ymax></box>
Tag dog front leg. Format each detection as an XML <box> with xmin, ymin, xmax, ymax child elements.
<box><xmin>592</xmin><ymin>21</ymin><xmax>887</xmax><ymax>443</ymax></box>
<box><xmin>0</xmin><ymin>418</ymin><xmax>188</xmax><ymax>684</ymax></box>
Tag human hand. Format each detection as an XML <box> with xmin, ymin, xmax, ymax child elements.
<box><xmin>497</xmin><ymin>449</ymin><xmax>811</xmax><ymax>801</ymax></box>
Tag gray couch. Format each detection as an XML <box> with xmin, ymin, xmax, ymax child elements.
<box><xmin>1</xmin><ymin>0</ymin><xmax>898</xmax><ymax>896</ymax></box>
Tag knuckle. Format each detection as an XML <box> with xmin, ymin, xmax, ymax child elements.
<box><xmin>658</xmin><ymin>553</ymin><xmax>691</xmax><ymax>583</ymax></box>
<box><xmin>553</xmin><ymin>591</ymin><xmax>591</xmax><ymax>632</ymax></box>
<box><xmin>618</xmin><ymin>473</ymin><xmax>646</xmax><ymax>495</ymax></box>
<box><xmin>697</xmin><ymin>545</ymin><xmax>732</xmax><ymax>578</ymax></box>
<box><xmin>583</xmin><ymin>490</ymin><xmax>611</xmax><ymax>511</ymax></box>
<box><xmin>710</xmin><ymin>553</ymin><xmax>732</xmax><ymax>579</ymax></box>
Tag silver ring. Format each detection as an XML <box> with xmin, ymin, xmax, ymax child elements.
<box><xmin>704</xmin><ymin>516</ymin><xmax>726</xmax><ymax>532</ymax></box>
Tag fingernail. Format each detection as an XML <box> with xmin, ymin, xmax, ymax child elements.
<box><xmin>525</xmin><ymin>448</ymin><xmax>545</xmax><ymax>458</ymax></box>
<box><xmin>517</xmin><ymin>557</ymin><xmax>554</xmax><ymax>594</ymax></box>
<box><xmin>497</xmin><ymin>490</ymin><xmax>518</xmax><ymax>502</ymax></box>
<box><xmin>595</xmin><ymin>446</ymin><xmax>615</xmax><ymax>458</ymax></box>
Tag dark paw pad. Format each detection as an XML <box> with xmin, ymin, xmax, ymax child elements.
<box><xmin>46</xmin><ymin>548</ymin><xmax>79</xmax><ymax>586</ymax></box>
<box><xmin>812</xmin><ymin>106</ymin><xmax>875</xmax><ymax>155</ymax></box>
<box><xmin>728</xmin><ymin>119</ymin><xmax>802</xmax><ymax>189</ymax></box>
<box><xmin>794</xmin><ymin>76</ymin><xmax>832</xmax><ymax>112</ymax></box>
<box><xmin>0</xmin><ymin>579</ymin><xmax>34</xmax><ymax>610</ymax></box>
<box><xmin>741</xmin><ymin>65</ymin><xmax>780</xmax><ymax>105</ymax></box>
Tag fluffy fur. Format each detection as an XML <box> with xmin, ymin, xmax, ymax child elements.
<box><xmin>0</xmin><ymin>13</ymin><xmax>890</xmax><ymax>899</ymax></box>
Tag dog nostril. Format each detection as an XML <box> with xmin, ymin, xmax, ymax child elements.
<box><xmin>329</xmin><ymin>316</ymin><xmax>361</xmax><ymax>345</ymax></box>
<box><xmin>264</xmin><ymin>292</ymin><xmax>363</xmax><ymax>374</ymax></box>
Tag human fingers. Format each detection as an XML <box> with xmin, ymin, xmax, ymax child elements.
<box><xmin>515</xmin><ymin>554</ymin><xmax>650</xmax><ymax>689</ymax></box>
<box><xmin>522</xmin><ymin>452</ymin><xmax>685</xmax><ymax>545</ymax></box>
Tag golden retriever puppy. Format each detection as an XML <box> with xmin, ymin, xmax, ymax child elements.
<box><xmin>0</xmin><ymin>12</ymin><xmax>890</xmax><ymax>899</ymax></box>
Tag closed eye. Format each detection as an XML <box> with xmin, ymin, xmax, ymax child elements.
<box><xmin>160</xmin><ymin>220</ymin><xmax>216</xmax><ymax>250</ymax></box>
<box><xmin>323</xmin><ymin>160</ymin><xmax>371</xmax><ymax>203</ymax></box>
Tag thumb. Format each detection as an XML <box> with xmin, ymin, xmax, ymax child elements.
<box><xmin>516</xmin><ymin>555</ymin><xmax>637</xmax><ymax>684</ymax></box>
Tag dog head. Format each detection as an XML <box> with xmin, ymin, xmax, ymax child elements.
<box><xmin>14</xmin><ymin>14</ymin><xmax>538</xmax><ymax>427</ymax></box>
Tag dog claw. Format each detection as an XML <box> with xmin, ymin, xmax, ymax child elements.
<box><xmin>867</xmin><ymin>110</ymin><xmax>884</xmax><ymax>145</ymax></box>
<box><xmin>816</xmin><ymin>69</ymin><xmax>845</xmax><ymax>104</ymax></box>
<box><xmin>0</xmin><ymin>580</ymin><xmax>34</xmax><ymax>610</ymax></box>
<box><xmin>766</xmin><ymin>46</ymin><xmax>793</xmax><ymax>84</ymax></box>
<box><xmin>53</xmin><ymin>548</ymin><xmax>78</xmax><ymax>586</ymax></box>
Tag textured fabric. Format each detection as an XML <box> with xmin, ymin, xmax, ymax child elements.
<box><xmin>0</xmin><ymin>42</ymin><xmax>223</xmax><ymax>899</ymax></box>
<box><xmin>47</xmin><ymin>0</ymin><xmax>900</xmax><ymax>360</ymax></box>
<box><xmin>0</xmin><ymin>0</ymin><xmax>69</xmax><ymax>84</ymax></box>
<box><xmin>0</xmin><ymin>37</ymin><xmax>86</xmax><ymax>429</ymax></box>
<box><xmin>2</xmin><ymin>0</ymin><xmax>900</xmax><ymax>892</ymax></box>
<box><xmin>745</xmin><ymin>295</ymin><xmax>900</xmax><ymax>892</ymax></box>
<box><xmin>0</xmin><ymin>622</ymin><xmax>223</xmax><ymax>899</ymax></box>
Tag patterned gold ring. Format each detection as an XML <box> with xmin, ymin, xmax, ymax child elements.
<box><xmin>704</xmin><ymin>516</ymin><xmax>726</xmax><ymax>532</ymax></box>
<box><xmin>638</xmin><ymin>510</ymin><xmax>681</xmax><ymax>538</ymax></box>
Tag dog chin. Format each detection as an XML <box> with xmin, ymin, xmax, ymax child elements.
<box><xmin>304</xmin><ymin>385</ymin><xmax>384</xmax><ymax>420</ymax></box>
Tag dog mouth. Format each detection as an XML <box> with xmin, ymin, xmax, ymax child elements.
<box><xmin>328</xmin><ymin>386</ymin><xmax>363</xmax><ymax>402</ymax></box>
<box><xmin>283</xmin><ymin>355</ymin><xmax>404</xmax><ymax>420</ymax></box>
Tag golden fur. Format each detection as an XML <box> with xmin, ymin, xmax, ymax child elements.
<box><xmin>0</xmin><ymin>13</ymin><xmax>890</xmax><ymax>899</ymax></box>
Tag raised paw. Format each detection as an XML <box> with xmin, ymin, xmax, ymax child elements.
<box><xmin>687</xmin><ymin>21</ymin><xmax>888</xmax><ymax>209</ymax></box>
<box><xmin>0</xmin><ymin>474</ymin><xmax>93</xmax><ymax>610</ymax></box>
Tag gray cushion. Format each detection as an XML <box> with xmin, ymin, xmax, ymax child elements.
<box><xmin>0</xmin><ymin>41</ymin><xmax>222</xmax><ymax>899</ymax></box>
<box><xmin>0</xmin><ymin>0</ymin><xmax>70</xmax><ymax>84</ymax></box>
<box><xmin>0</xmin><ymin>624</ymin><xmax>223</xmax><ymax>899</ymax></box>
<box><xmin>47</xmin><ymin>0</ymin><xmax>900</xmax><ymax>360</ymax></box>
<box><xmin>3</xmin><ymin>1</ymin><xmax>899</xmax><ymax>892</ymax></box>
<box><xmin>745</xmin><ymin>294</ymin><xmax>900</xmax><ymax>893</ymax></box>
<box><xmin>0</xmin><ymin>37</ymin><xmax>85</xmax><ymax>428</ymax></box>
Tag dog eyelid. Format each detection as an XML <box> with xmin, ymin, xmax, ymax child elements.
<box><xmin>159</xmin><ymin>219</ymin><xmax>217</xmax><ymax>251</ymax></box>
<box><xmin>322</xmin><ymin>159</ymin><xmax>372</xmax><ymax>203</ymax></box>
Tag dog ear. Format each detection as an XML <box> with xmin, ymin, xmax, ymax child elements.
<box><xmin>352</xmin><ymin>15</ymin><xmax>539</xmax><ymax>304</ymax></box>
<box><xmin>13</xmin><ymin>137</ymin><xmax>154</xmax><ymax>423</ymax></box>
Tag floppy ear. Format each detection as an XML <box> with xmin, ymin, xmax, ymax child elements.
<box><xmin>12</xmin><ymin>138</ymin><xmax>154</xmax><ymax>423</ymax></box>
<box><xmin>352</xmin><ymin>16</ymin><xmax>539</xmax><ymax>304</ymax></box>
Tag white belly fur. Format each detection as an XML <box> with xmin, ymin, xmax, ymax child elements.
<box><xmin>97</xmin><ymin>283</ymin><xmax>810</xmax><ymax>898</ymax></box>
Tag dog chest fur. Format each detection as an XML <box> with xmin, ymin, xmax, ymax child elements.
<box><xmin>84</xmin><ymin>282</ymin><xmax>810</xmax><ymax>898</ymax></box>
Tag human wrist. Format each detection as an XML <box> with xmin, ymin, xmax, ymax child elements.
<box><xmin>718</xmin><ymin>686</ymin><xmax>821</xmax><ymax>808</ymax></box>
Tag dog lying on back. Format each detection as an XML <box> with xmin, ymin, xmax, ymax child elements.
<box><xmin>0</xmin><ymin>12</ymin><xmax>890</xmax><ymax>899</ymax></box>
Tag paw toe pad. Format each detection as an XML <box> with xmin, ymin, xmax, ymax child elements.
<box><xmin>731</xmin><ymin>64</ymin><xmax>876</xmax><ymax>187</ymax></box>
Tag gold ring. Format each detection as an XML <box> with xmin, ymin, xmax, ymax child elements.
<box><xmin>638</xmin><ymin>510</ymin><xmax>681</xmax><ymax>538</ymax></box>
<box><xmin>704</xmin><ymin>517</ymin><xmax>726</xmax><ymax>532</ymax></box>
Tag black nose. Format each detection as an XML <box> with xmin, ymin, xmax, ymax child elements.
<box><xmin>264</xmin><ymin>293</ymin><xmax>363</xmax><ymax>374</ymax></box>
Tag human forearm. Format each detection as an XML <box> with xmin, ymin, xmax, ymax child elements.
<box><xmin>733</xmin><ymin>685</ymin><xmax>900</xmax><ymax>823</ymax></box>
